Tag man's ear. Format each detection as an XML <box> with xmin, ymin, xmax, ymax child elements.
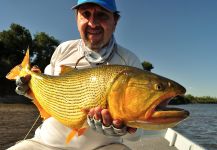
<box><xmin>113</xmin><ymin>15</ymin><xmax>120</xmax><ymax>31</ymax></box>
<box><xmin>114</xmin><ymin>13</ymin><xmax>120</xmax><ymax>26</ymax></box>
<box><xmin>74</xmin><ymin>9</ymin><xmax>79</xmax><ymax>20</ymax></box>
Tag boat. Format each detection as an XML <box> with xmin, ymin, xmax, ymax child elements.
<box><xmin>124</xmin><ymin>128</ymin><xmax>206</xmax><ymax>150</ymax></box>
<box><xmin>165</xmin><ymin>128</ymin><xmax>205</xmax><ymax>150</ymax></box>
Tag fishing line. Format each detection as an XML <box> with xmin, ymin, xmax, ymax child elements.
<box><xmin>23</xmin><ymin>114</ymin><xmax>40</xmax><ymax>140</ymax></box>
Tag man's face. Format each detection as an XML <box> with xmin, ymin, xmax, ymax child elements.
<box><xmin>76</xmin><ymin>4</ymin><xmax>118</xmax><ymax>51</ymax></box>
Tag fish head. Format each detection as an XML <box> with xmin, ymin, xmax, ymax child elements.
<box><xmin>107</xmin><ymin>68</ymin><xmax>189</xmax><ymax>130</ymax></box>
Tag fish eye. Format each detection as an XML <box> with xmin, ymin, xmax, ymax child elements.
<box><xmin>154</xmin><ymin>83</ymin><xmax>164</xmax><ymax>91</ymax></box>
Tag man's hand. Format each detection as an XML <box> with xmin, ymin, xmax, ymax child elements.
<box><xmin>87</xmin><ymin>107</ymin><xmax>137</xmax><ymax>137</ymax></box>
<box><xmin>15</xmin><ymin>66</ymin><xmax>41</xmax><ymax>99</ymax></box>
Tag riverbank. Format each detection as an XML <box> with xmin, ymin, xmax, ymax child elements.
<box><xmin>1</xmin><ymin>94</ymin><xmax>217</xmax><ymax>105</ymax></box>
<box><xmin>0</xmin><ymin>104</ymin><xmax>41</xmax><ymax>149</ymax></box>
<box><xmin>169</xmin><ymin>94</ymin><xmax>217</xmax><ymax>104</ymax></box>
<box><xmin>1</xmin><ymin>103</ymin><xmax>176</xmax><ymax>150</ymax></box>
<box><xmin>1</xmin><ymin>103</ymin><xmax>216</xmax><ymax>149</ymax></box>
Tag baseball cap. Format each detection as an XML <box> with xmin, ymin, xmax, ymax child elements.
<box><xmin>72</xmin><ymin>0</ymin><xmax>118</xmax><ymax>13</ymax></box>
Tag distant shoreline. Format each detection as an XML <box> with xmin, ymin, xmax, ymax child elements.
<box><xmin>1</xmin><ymin>95</ymin><xmax>217</xmax><ymax>105</ymax></box>
<box><xmin>0</xmin><ymin>95</ymin><xmax>32</xmax><ymax>104</ymax></box>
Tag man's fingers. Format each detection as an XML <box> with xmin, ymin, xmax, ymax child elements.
<box><xmin>94</xmin><ymin>107</ymin><xmax>102</xmax><ymax>120</ymax></box>
<box><xmin>31</xmin><ymin>65</ymin><xmax>41</xmax><ymax>73</ymax></box>
<box><xmin>15</xmin><ymin>85</ymin><xmax>29</xmax><ymax>95</ymax></box>
<box><xmin>88</xmin><ymin>108</ymin><xmax>94</xmax><ymax>118</ymax></box>
<box><xmin>23</xmin><ymin>75</ymin><xmax>31</xmax><ymax>82</ymax></box>
<box><xmin>127</xmin><ymin>127</ymin><xmax>137</xmax><ymax>134</ymax></box>
<box><xmin>101</xmin><ymin>109</ymin><xmax>112</xmax><ymax>127</ymax></box>
<box><xmin>112</xmin><ymin>119</ymin><xmax>124</xmax><ymax>129</ymax></box>
<box><xmin>16</xmin><ymin>75</ymin><xmax>31</xmax><ymax>86</ymax></box>
<box><xmin>86</xmin><ymin>107</ymin><xmax>129</xmax><ymax>137</ymax></box>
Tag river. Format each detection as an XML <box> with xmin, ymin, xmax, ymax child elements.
<box><xmin>173</xmin><ymin>104</ymin><xmax>217</xmax><ymax>150</ymax></box>
<box><xmin>0</xmin><ymin>100</ymin><xmax>216</xmax><ymax>149</ymax></box>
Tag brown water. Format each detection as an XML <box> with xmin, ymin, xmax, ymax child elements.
<box><xmin>1</xmin><ymin>103</ymin><xmax>216</xmax><ymax>150</ymax></box>
<box><xmin>0</xmin><ymin>104</ymin><xmax>41</xmax><ymax>150</ymax></box>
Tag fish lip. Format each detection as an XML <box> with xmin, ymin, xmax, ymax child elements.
<box><xmin>144</xmin><ymin>93</ymin><xmax>189</xmax><ymax>122</ymax></box>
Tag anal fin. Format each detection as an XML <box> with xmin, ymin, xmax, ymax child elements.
<box><xmin>28</xmin><ymin>90</ymin><xmax>51</xmax><ymax>120</ymax></box>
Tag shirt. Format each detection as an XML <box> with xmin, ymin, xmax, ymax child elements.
<box><xmin>34</xmin><ymin>39</ymin><xmax>144</xmax><ymax>149</ymax></box>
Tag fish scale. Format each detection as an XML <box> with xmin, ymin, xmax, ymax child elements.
<box><xmin>29</xmin><ymin>65</ymin><xmax>126</xmax><ymax>128</ymax></box>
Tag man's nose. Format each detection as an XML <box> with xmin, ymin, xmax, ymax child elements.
<box><xmin>88</xmin><ymin>15</ymin><xmax>99</xmax><ymax>28</ymax></box>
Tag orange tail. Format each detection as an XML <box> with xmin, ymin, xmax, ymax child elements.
<box><xmin>6</xmin><ymin>49</ymin><xmax>31</xmax><ymax>80</ymax></box>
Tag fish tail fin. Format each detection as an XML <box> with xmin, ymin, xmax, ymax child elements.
<box><xmin>6</xmin><ymin>48</ymin><xmax>31</xmax><ymax>80</ymax></box>
<box><xmin>21</xmin><ymin>48</ymin><xmax>31</xmax><ymax>69</ymax></box>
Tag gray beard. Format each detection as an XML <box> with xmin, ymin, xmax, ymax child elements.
<box><xmin>78</xmin><ymin>35</ymin><xmax>115</xmax><ymax>64</ymax></box>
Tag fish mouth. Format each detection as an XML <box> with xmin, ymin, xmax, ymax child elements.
<box><xmin>143</xmin><ymin>93</ymin><xmax>190</xmax><ymax>124</ymax></box>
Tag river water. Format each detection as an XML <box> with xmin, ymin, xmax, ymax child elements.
<box><xmin>173</xmin><ymin>104</ymin><xmax>217</xmax><ymax>150</ymax></box>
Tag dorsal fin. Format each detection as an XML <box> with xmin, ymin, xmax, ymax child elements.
<box><xmin>60</xmin><ymin>65</ymin><xmax>74</xmax><ymax>75</ymax></box>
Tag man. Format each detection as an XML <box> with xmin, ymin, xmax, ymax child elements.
<box><xmin>8</xmin><ymin>0</ymin><xmax>143</xmax><ymax>149</ymax></box>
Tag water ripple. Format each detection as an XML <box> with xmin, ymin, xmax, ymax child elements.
<box><xmin>174</xmin><ymin>104</ymin><xmax>217</xmax><ymax>150</ymax></box>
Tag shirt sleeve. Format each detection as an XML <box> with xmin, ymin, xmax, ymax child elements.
<box><xmin>44</xmin><ymin>64</ymin><xmax>54</xmax><ymax>75</ymax></box>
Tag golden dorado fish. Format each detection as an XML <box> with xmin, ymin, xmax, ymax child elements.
<box><xmin>6</xmin><ymin>50</ymin><xmax>189</xmax><ymax>142</ymax></box>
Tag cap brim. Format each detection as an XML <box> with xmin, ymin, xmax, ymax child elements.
<box><xmin>71</xmin><ymin>2</ymin><xmax>117</xmax><ymax>13</ymax></box>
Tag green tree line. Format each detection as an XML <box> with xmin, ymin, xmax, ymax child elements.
<box><xmin>1</xmin><ymin>23</ymin><xmax>216</xmax><ymax>104</ymax></box>
<box><xmin>0</xmin><ymin>23</ymin><xmax>60</xmax><ymax>96</ymax></box>
<box><xmin>169</xmin><ymin>94</ymin><xmax>217</xmax><ymax>104</ymax></box>
<box><xmin>0</xmin><ymin>23</ymin><xmax>154</xmax><ymax>97</ymax></box>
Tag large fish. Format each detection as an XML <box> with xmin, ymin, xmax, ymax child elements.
<box><xmin>6</xmin><ymin>50</ymin><xmax>189</xmax><ymax>143</ymax></box>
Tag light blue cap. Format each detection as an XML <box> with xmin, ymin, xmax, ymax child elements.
<box><xmin>72</xmin><ymin>0</ymin><xmax>118</xmax><ymax>13</ymax></box>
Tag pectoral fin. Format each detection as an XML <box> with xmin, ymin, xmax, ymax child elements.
<box><xmin>66</xmin><ymin>130</ymin><xmax>77</xmax><ymax>144</ymax></box>
<box><xmin>60</xmin><ymin>65</ymin><xmax>74</xmax><ymax>75</ymax></box>
<box><xmin>77</xmin><ymin>128</ymin><xmax>87</xmax><ymax>136</ymax></box>
<box><xmin>65</xmin><ymin>128</ymin><xmax>87</xmax><ymax>144</ymax></box>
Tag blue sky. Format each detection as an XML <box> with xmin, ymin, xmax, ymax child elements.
<box><xmin>1</xmin><ymin>0</ymin><xmax>217</xmax><ymax>97</ymax></box>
